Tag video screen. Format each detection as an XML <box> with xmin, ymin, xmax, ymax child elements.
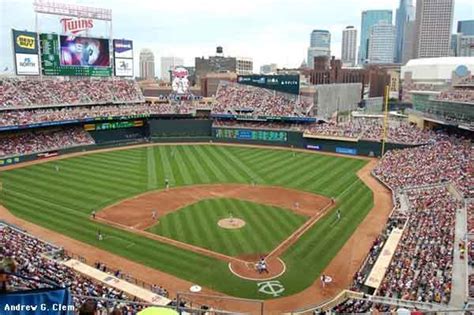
<box><xmin>60</xmin><ymin>36</ymin><xmax>110</xmax><ymax>67</ymax></box>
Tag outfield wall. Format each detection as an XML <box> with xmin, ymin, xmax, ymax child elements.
<box><xmin>0</xmin><ymin>118</ymin><xmax>419</xmax><ymax>167</ymax></box>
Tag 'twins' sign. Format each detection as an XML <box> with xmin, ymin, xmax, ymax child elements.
<box><xmin>60</xmin><ymin>18</ymin><xmax>94</xmax><ymax>35</ymax></box>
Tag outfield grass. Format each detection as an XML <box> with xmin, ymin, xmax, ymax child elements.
<box><xmin>147</xmin><ymin>198</ymin><xmax>307</xmax><ymax>257</ymax></box>
<box><xmin>0</xmin><ymin>144</ymin><xmax>373</xmax><ymax>299</ymax></box>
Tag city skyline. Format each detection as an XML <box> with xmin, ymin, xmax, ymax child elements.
<box><xmin>0</xmin><ymin>0</ymin><xmax>472</xmax><ymax>75</ymax></box>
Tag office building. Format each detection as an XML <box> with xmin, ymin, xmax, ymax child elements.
<box><xmin>342</xmin><ymin>26</ymin><xmax>357</xmax><ymax>66</ymax></box>
<box><xmin>359</xmin><ymin>10</ymin><xmax>393</xmax><ymax>64</ymax></box>
<box><xmin>236</xmin><ymin>57</ymin><xmax>253</xmax><ymax>75</ymax></box>
<box><xmin>453</xmin><ymin>35</ymin><xmax>474</xmax><ymax>57</ymax></box>
<box><xmin>402</xmin><ymin>20</ymin><xmax>416</xmax><ymax>63</ymax></box>
<box><xmin>414</xmin><ymin>0</ymin><xmax>454</xmax><ymax>58</ymax></box>
<box><xmin>260</xmin><ymin>63</ymin><xmax>278</xmax><ymax>74</ymax></box>
<box><xmin>368</xmin><ymin>21</ymin><xmax>396</xmax><ymax>64</ymax></box>
<box><xmin>307</xmin><ymin>30</ymin><xmax>331</xmax><ymax>69</ymax></box>
<box><xmin>160</xmin><ymin>57</ymin><xmax>184</xmax><ymax>82</ymax></box>
<box><xmin>395</xmin><ymin>0</ymin><xmax>415</xmax><ymax>63</ymax></box>
<box><xmin>139</xmin><ymin>48</ymin><xmax>155</xmax><ymax>80</ymax></box>
<box><xmin>457</xmin><ymin>20</ymin><xmax>474</xmax><ymax>36</ymax></box>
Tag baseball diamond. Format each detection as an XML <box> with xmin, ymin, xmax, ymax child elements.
<box><xmin>0</xmin><ymin>144</ymin><xmax>374</xmax><ymax>300</ymax></box>
<box><xmin>1</xmin><ymin>16</ymin><xmax>471</xmax><ymax>313</ymax></box>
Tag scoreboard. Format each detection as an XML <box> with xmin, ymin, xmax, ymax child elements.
<box><xmin>40</xmin><ymin>33</ymin><xmax>112</xmax><ymax>77</ymax></box>
<box><xmin>84</xmin><ymin>120</ymin><xmax>143</xmax><ymax>131</ymax></box>
<box><xmin>215</xmin><ymin>128</ymin><xmax>287</xmax><ymax>142</ymax></box>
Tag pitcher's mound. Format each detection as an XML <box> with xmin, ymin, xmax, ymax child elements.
<box><xmin>218</xmin><ymin>218</ymin><xmax>246</xmax><ymax>229</ymax></box>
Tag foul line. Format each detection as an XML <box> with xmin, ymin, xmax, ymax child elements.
<box><xmin>266</xmin><ymin>200</ymin><xmax>334</xmax><ymax>259</ymax></box>
<box><xmin>94</xmin><ymin>216</ymin><xmax>249</xmax><ymax>265</ymax></box>
<box><xmin>103</xmin><ymin>235</ymin><xmax>136</xmax><ymax>248</ymax></box>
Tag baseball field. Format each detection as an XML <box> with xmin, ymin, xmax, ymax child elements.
<box><xmin>0</xmin><ymin>144</ymin><xmax>374</xmax><ymax>300</ymax></box>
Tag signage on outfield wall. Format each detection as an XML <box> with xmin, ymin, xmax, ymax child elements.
<box><xmin>0</xmin><ymin>157</ymin><xmax>21</xmax><ymax>166</ymax></box>
<box><xmin>12</xmin><ymin>29</ymin><xmax>40</xmax><ymax>76</ymax></box>
<box><xmin>335</xmin><ymin>147</ymin><xmax>357</xmax><ymax>155</ymax></box>
<box><xmin>306</xmin><ymin>144</ymin><xmax>321</xmax><ymax>150</ymax></box>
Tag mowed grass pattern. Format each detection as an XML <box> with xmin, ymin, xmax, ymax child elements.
<box><xmin>0</xmin><ymin>144</ymin><xmax>373</xmax><ymax>299</ymax></box>
<box><xmin>147</xmin><ymin>198</ymin><xmax>307</xmax><ymax>256</ymax></box>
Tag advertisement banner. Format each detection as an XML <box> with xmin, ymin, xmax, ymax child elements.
<box><xmin>12</xmin><ymin>29</ymin><xmax>38</xmax><ymax>54</ymax></box>
<box><xmin>113</xmin><ymin>39</ymin><xmax>133</xmax><ymax>58</ymax></box>
<box><xmin>237</xmin><ymin>74</ymin><xmax>300</xmax><ymax>95</ymax></box>
<box><xmin>335</xmin><ymin>147</ymin><xmax>357</xmax><ymax>155</ymax></box>
<box><xmin>60</xmin><ymin>36</ymin><xmax>110</xmax><ymax>67</ymax></box>
<box><xmin>15</xmin><ymin>53</ymin><xmax>40</xmax><ymax>75</ymax></box>
<box><xmin>114</xmin><ymin>58</ymin><xmax>133</xmax><ymax>76</ymax></box>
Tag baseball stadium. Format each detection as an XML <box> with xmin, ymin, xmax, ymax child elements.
<box><xmin>0</xmin><ymin>1</ymin><xmax>473</xmax><ymax>315</ymax></box>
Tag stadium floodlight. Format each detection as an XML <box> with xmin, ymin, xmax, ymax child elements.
<box><xmin>33</xmin><ymin>0</ymin><xmax>112</xmax><ymax>21</ymax></box>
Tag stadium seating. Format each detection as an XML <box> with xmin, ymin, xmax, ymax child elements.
<box><xmin>437</xmin><ymin>89</ymin><xmax>474</xmax><ymax>103</ymax></box>
<box><xmin>304</xmin><ymin>117</ymin><xmax>436</xmax><ymax>144</ymax></box>
<box><xmin>378</xmin><ymin>187</ymin><xmax>458</xmax><ymax>303</ymax></box>
<box><xmin>0</xmin><ymin>127</ymin><xmax>95</xmax><ymax>158</ymax></box>
<box><xmin>1</xmin><ymin>225</ymin><xmax>167</xmax><ymax>313</ymax></box>
<box><xmin>0</xmin><ymin>78</ymin><xmax>144</xmax><ymax>108</ymax></box>
<box><xmin>214</xmin><ymin>82</ymin><xmax>313</xmax><ymax>117</ymax></box>
<box><xmin>373</xmin><ymin>136</ymin><xmax>472</xmax><ymax>197</ymax></box>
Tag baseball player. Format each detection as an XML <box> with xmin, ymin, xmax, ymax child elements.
<box><xmin>152</xmin><ymin>209</ymin><xmax>157</xmax><ymax>220</ymax></box>
<box><xmin>97</xmin><ymin>230</ymin><xmax>103</xmax><ymax>241</ymax></box>
<box><xmin>336</xmin><ymin>209</ymin><xmax>341</xmax><ymax>221</ymax></box>
<box><xmin>165</xmin><ymin>178</ymin><xmax>170</xmax><ymax>190</ymax></box>
<box><xmin>91</xmin><ymin>210</ymin><xmax>96</xmax><ymax>220</ymax></box>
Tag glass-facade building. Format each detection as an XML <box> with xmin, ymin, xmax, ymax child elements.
<box><xmin>457</xmin><ymin>20</ymin><xmax>474</xmax><ymax>36</ymax></box>
<box><xmin>412</xmin><ymin>92</ymin><xmax>474</xmax><ymax>123</ymax></box>
<box><xmin>307</xmin><ymin>30</ymin><xmax>331</xmax><ymax>69</ymax></box>
<box><xmin>359</xmin><ymin>10</ymin><xmax>393</xmax><ymax>64</ymax></box>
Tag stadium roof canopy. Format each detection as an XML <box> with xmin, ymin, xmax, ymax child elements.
<box><xmin>402</xmin><ymin>57</ymin><xmax>474</xmax><ymax>81</ymax></box>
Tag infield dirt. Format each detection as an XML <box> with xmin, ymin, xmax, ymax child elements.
<box><xmin>0</xmin><ymin>144</ymin><xmax>392</xmax><ymax>313</ymax></box>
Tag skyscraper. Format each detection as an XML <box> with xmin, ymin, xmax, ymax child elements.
<box><xmin>160</xmin><ymin>56</ymin><xmax>184</xmax><ymax>82</ymax></box>
<box><xmin>342</xmin><ymin>26</ymin><xmax>357</xmax><ymax>66</ymax></box>
<box><xmin>368</xmin><ymin>21</ymin><xmax>396</xmax><ymax>64</ymax></box>
<box><xmin>395</xmin><ymin>0</ymin><xmax>415</xmax><ymax>63</ymax></box>
<box><xmin>359</xmin><ymin>10</ymin><xmax>393</xmax><ymax>64</ymax></box>
<box><xmin>402</xmin><ymin>20</ymin><xmax>416</xmax><ymax>63</ymax></box>
<box><xmin>457</xmin><ymin>20</ymin><xmax>474</xmax><ymax>36</ymax></box>
<box><xmin>414</xmin><ymin>0</ymin><xmax>454</xmax><ymax>58</ymax></box>
<box><xmin>139</xmin><ymin>49</ymin><xmax>155</xmax><ymax>80</ymax></box>
<box><xmin>307</xmin><ymin>30</ymin><xmax>331</xmax><ymax>69</ymax></box>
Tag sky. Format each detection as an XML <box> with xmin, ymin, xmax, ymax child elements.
<box><xmin>1</xmin><ymin>0</ymin><xmax>473</xmax><ymax>77</ymax></box>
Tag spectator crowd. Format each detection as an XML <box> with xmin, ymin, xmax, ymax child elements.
<box><xmin>437</xmin><ymin>88</ymin><xmax>474</xmax><ymax>103</ymax></box>
<box><xmin>0</xmin><ymin>225</ymin><xmax>169</xmax><ymax>313</ymax></box>
<box><xmin>0</xmin><ymin>127</ymin><xmax>94</xmax><ymax>158</ymax></box>
<box><xmin>303</xmin><ymin>117</ymin><xmax>437</xmax><ymax>145</ymax></box>
<box><xmin>214</xmin><ymin>82</ymin><xmax>313</xmax><ymax>117</ymax></box>
<box><xmin>0</xmin><ymin>78</ymin><xmax>144</xmax><ymax>108</ymax></box>
<box><xmin>377</xmin><ymin>187</ymin><xmax>458</xmax><ymax>304</ymax></box>
<box><xmin>0</xmin><ymin>103</ymin><xmax>196</xmax><ymax>127</ymax></box>
<box><xmin>373</xmin><ymin>135</ymin><xmax>472</xmax><ymax>197</ymax></box>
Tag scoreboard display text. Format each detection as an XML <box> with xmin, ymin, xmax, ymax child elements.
<box><xmin>40</xmin><ymin>33</ymin><xmax>112</xmax><ymax>77</ymax></box>
<box><xmin>84</xmin><ymin>120</ymin><xmax>143</xmax><ymax>131</ymax></box>
<box><xmin>215</xmin><ymin>128</ymin><xmax>287</xmax><ymax>142</ymax></box>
